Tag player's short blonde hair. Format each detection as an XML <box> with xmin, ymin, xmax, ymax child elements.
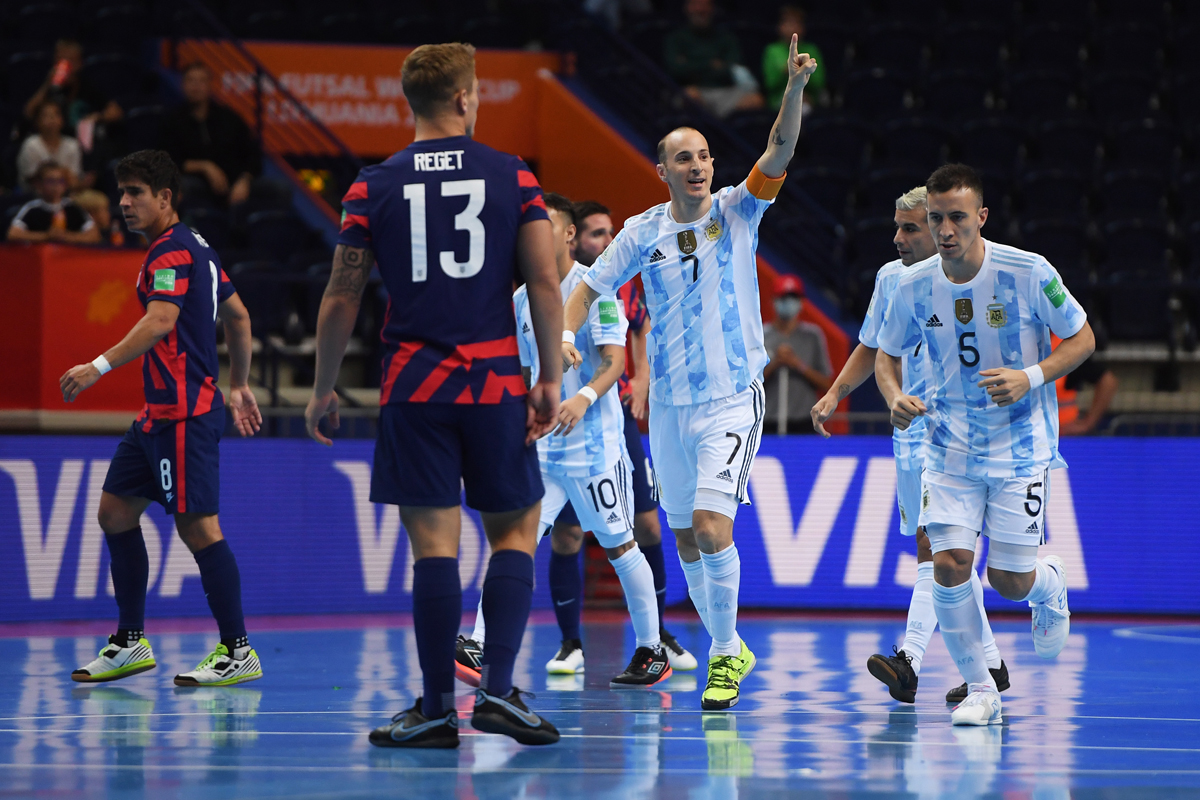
<box><xmin>895</xmin><ymin>185</ymin><xmax>928</xmax><ymax>211</ymax></box>
<box><xmin>401</xmin><ymin>43</ymin><xmax>476</xmax><ymax>119</ymax></box>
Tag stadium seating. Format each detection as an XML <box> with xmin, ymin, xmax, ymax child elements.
<box><xmin>1018</xmin><ymin>169</ymin><xmax>1089</xmax><ymax>222</ymax></box>
<box><xmin>245</xmin><ymin>211</ymin><xmax>313</xmax><ymax>262</ymax></box>
<box><xmin>841</xmin><ymin>69</ymin><xmax>909</xmax><ymax>122</ymax></box>
<box><xmin>229</xmin><ymin>260</ymin><xmax>293</xmax><ymax>337</ymax></box>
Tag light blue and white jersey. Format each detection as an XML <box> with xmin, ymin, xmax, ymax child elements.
<box><xmin>582</xmin><ymin>179</ymin><xmax>775</xmax><ymax>406</ymax></box>
<box><xmin>877</xmin><ymin>240</ymin><xmax>1087</xmax><ymax>479</ymax></box>
<box><xmin>860</xmin><ymin>258</ymin><xmax>930</xmax><ymax>471</ymax></box>
<box><xmin>515</xmin><ymin>263</ymin><xmax>630</xmax><ymax>477</ymax></box>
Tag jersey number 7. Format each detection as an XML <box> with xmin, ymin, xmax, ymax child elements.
<box><xmin>402</xmin><ymin>180</ymin><xmax>487</xmax><ymax>282</ymax></box>
<box><xmin>682</xmin><ymin>254</ymin><xmax>699</xmax><ymax>282</ymax></box>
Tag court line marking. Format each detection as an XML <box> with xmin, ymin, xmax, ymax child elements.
<box><xmin>1113</xmin><ymin>627</ymin><xmax>1200</xmax><ymax>644</ymax></box>
<box><xmin>2</xmin><ymin>728</ymin><xmax>1200</xmax><ymax>754</ymax></box>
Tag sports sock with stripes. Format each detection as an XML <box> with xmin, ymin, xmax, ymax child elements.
<box><xmin>700</xmin><ymin>545</ymin><xmax>741</xmax><ymax>659</ymax></box>
<box><xmin>1020</xmin><ymin>558</ymin><xmax>1065</xmax><ymax>606</ymax></box>
<box><xmin>610</xmin><ymin>544</ymin><xmax>660</xmax><ymax>649</ymax></box>
<box><xmin>479</xmin><ymin>549</ymin><xmax>533</xmax><ymax>698</ymax></box>
<box><xmin>106</xmin><ymin>526</ymin><xmax>149</xmax><ymax>634</ymax></box>
<box><xmin>412</xmin><ymin>557</ymin><xmax>461</xmax><ymax>719</ymax></box>
<box><xmin>678</xmin><ymin>555</ymin><xmax>711</xmax><ymax>632</ymax></box>
<box><xmin>194</xmin><ymin>539</ymin><xmax>247</xmax><ymax>641</ymax></box>
<box><xmin>932</xmin><ymin>579</ymin><xmax>994</xmax><ymax>688</ymax></box>
<box><xmin>639</xmin><ymin>540</ymin><xmax>668</xmax><ymax>626</ymax></box>
<box><xmin>549</xmin><ymin>550</ymin><xmax>582</xmax><ymax>643</ymax></box>
<box><xmin>900</xmin><ymin>561</ymin><xmax>937</xmax><ymax>674</ymax></box>
<box><xmin>972</xmin><ymin>570</ymin><xmax>1003</xmax><ymax>670</ymax></box>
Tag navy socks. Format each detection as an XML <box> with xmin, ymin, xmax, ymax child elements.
<box><xmin>193</xmin><ymin>539</ymin><xmax>247</xmax><ymax>643</ymax></box>
<box><xmin>549</xmin><ymin>550</ymin><xmax>582</xmax><ymax>642</ymax></box>
<box><xmin>412</xmin><ymin>557</ymin><xmax>462</xmax><ymax>720</ymax></box>
<box><xmin>479</xmin><ymin>549</ymin><xmax>534</xmax><ymax>698</ymax></box>
<box><xmin>106</xmin><ymin>526</ymin><xmax>149</xmax><ymax>633</ymax></box>
<box><xmin>641</xmin><ymin>541</ymin><xmax>668</xmax><ymax>627</ymax></box>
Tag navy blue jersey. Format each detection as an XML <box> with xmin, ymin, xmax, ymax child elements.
<box><xmin>338</xmin><ymin>135</ymin><xmax>549</xmax><ymax>405</ymax></box>
<box><xmin>134</xmin><ymin>222</ymin><xmax>235</xmax><ymax>434</ymax></box>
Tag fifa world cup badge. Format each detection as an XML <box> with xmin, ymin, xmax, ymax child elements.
<box><xmin>955</xmin><ymin>298</ymin><xmax>974</xmax><ymax>324</ymax></box>
<box><xmin>677</xmin><ymin>230</ymin><xmax>698</xmax><ymax>254</ymax></box>
<box><xmin>987</xmin><ymin>303</ymin><xmax>1007</xmax><ymax>328</ymax></box>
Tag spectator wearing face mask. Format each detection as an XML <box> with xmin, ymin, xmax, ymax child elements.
<box><xmin>7</xmin><ymin>160</ymin><xmax>101</xmax><ymax>244</ymax></box>
<box><xmin>763</xmin><ymin>274</ymin><xmax>831</xmax><ymax>433</ymax></box>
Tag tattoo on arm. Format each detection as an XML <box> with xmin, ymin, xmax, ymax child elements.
<box><xmin>582</xmin><ymin>295</ymin><xmax>593</xmax><ymax>312</ymax></box>
<box><xmin>522</xmin><ymin>367</ymin><xmax>532</xmax><ymax>391</ymax></box>
<box><xmin>835</xmin><ymin>383</ymin><xmax>851</xmax><ymax>401</ymax></box>
<box><xmin>772</xmin><ymin>126</ymin><xmax>786</xmax><ymax>147</ymax></box>
<box><xmin>588</xmin><ymin>353</ymin><xmax>615</xmax><ymax>389</ymax></box>
<box><xmin>325</xmin><ymin>245</ymin><xmax>375</xmax><ymax>300</ymax></box>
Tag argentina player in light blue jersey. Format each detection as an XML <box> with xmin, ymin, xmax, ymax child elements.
<box><xmin>877</xmin><ymin>164</ymin><xmax>1095</xmax><ymax>727</ymax></box>
<box><xmin>562</xmin><ymin>36</ymin><xmax>819</xmax><ymax>710</ymax></box>
<box><xmin>463</xmin><ymin>193</ymin><xmax>672</xmax><ymax>690</ymax></box>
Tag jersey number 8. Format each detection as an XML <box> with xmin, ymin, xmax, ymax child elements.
<box><xmin>403</xmin><ymin>180</ymin><xmax>486</xmax><ymax>282</ymax></box>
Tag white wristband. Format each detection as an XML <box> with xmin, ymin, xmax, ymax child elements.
<box><xmin>92</xmin><ymin>356</ymin><xmax>112</xmax><ymax>376</ymax></box>
<box><xmin>562</xmin><ymin>330</ymin><xmax>575</xmax><ymax>345</ymax></box>
<box><xmin>577</xmin><ymin>386</ymin><xmax>598</xmax><ymax>406</ymax></box>
<box><xmin>1023</xmin><ymin>365</ymin><xmax>1045</xmax><ymax>391</ymax></box>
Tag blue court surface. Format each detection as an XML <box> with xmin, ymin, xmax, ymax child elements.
<box><xmin>2</xmin><ymin>613</ymin><xmax>1198</xmax><ymax>799</ymax></box>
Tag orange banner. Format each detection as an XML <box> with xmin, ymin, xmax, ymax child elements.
<box><xmin>170</xmin><ymin>41</ymin><xmax>560</xmax><ymax>159</ymax></box>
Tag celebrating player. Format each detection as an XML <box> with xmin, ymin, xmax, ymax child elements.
<box><xmin>876</xmin><ymin>164</ymin><xmax>1094</xmax><ymax>726</ymax></box>
<box><xmin>459</xmin><ymin>193</ymin><xmax>673</xmax><ymax>689</ymax></box>
<box><xmin>562</xmin><ymin>36</ymin><xmax>818</xmax><ymax>710</ymax></box>
<box><xmin>811</xmin><ymin>186</ymin><xmax>1009</xmax><ymax>704</ymax></box>
<box><xmin>306</xmin><ymin>43</ymin><xmax>563</xmax><ymax>748</ymax></box>
<box><xmin>61</xmin><ymin>150</ymin><xmax>264</xmax><ymax>687</ymax></box>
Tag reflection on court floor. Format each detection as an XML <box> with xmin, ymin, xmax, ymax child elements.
<box><xmin>2</xmin><ymin>616</ymin><xmax>1198</xmax><ymax>798</ymax></box>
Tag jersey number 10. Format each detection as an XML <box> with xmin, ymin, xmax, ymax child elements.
<box><xmin>403</xmin><ymin>180</ymin><xmax>487</xmax><ymax>282</ymax></box>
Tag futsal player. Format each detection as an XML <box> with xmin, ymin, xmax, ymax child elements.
<box><xmin>876</xmin><ymin>164</ymin><xmax>1093</xmax><ymax>725</ymax></box>
<box><xmin>306</xmin><ymin>43</ymin><xmax>563</xmax><ymax>748</ymax></box>
<box><xmin>811</xmin><ymin>186</ymin><xmax>1010</xmax><ymax>704</ymax></box>
<box><xmin>562</xmin><ymin>36</ymin><xmax>818</xmax><ymax>710</ymax></box>
<box><xmin>61</xmin><ymin>150</ymin><xmax>264</xmax><ymax>687</ymax></box>
<box><xmin>531</xmin><ymin>201</ymin><xmax>698</xmax><ymax>675</ymax></box>
<box><xmin>461</xmin><ymin>193</ymin><xmax>673</xmax><ymax>689</ymax></box>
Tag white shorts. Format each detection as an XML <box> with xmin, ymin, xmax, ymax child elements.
<box><xmin>918</xmin><ymin>467</ymin><xmax>1050</xmax><ymax>548</ymax></box>
<box><xmin>649</xmin><ymin>381</ymin><xmax>765</xmax><ymax>524</ymax></box>
<box><xmin>539</xmin><ymin>460</ymin><xmax>634</xmax><ymax>549</ymax></box>
<box><xmin>896</xmin><ymin>462</ymin><xmax>921</xmax><ymax>538</ymax></box>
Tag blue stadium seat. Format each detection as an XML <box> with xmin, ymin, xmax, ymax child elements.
<box><xmin>957</xmin><ymin>118</ymin><xmax>1025</xmax><ymax>179</ymax></box>
<box><xmin>852</xmin><ymin>216</ymin><xmax>901</xmax><ymax>270</ymax></box>
<box><xmin>855</xmin><ymin>22</ymin><xmax>928</xmax><ymax>69</ymax></box>
<box><xmin>5</xmin><ymin>52</ymin><xmax>51</xmax><ymax>105</ymax></box>
<box><xmin>1018</xmin><ymin>169</ymin><xmax>1089</xmax><ymax>222</ymax></box>
<box><xmin>1021</xmin><ymin>0</ymin><xmax>1092</xmax><ymax>27</ymax></box>
<box><xmin>1012</xmin><ymin>24</ymin><xmax>1086</xmax><ymax>72</ymax></box>
<box><xmin>1101</xmin><ymin>218</ymin><xmax>1170</xmax><ymax>277</ymax></box>
<box><xmin>1020</xmin><ymin>219</ymin><xmax>1091</xmax><ymax>282</ymax></box>
<box><xmin>245</xmin><ymin>211</ymin><xmax>312</xmax><ymax>261</ymax></box>
<box><xmin>930</xmin><ymin>23</ymin><xmax>1005</xmax><ymax>73</ymax></box>
<box><xmin>185</xmin><ymin>208</ymin><xmax>232</xmax><ymax>254</ymax></box>
<box><xmin>1106</xmin><ymin>119</ymin><xmax>1178</xmax><ymax>171</ymax></box>
<box><xmin>1087</xmin><ymin>71</ymin><xmax>1158</xmax><ymax>122</ymax></box>
<box><xmin>800</xmin><ymin>116</ymin><xmax>872</xmax><ymax>170</ymax></box>
<box><xmin>124</xmin><ymin>105</ymin><xmax>165</xmax><ymax>152</ymax></box>
<box><xmin>1094</xmin><ymin>23</ymin><xmax>1166</xmax><ymax>68</ymax></box>
<box><xmin>1100</xmin><ymin>219</ymin><xmax>1173</xmax><ymax>340</ymax></box>
<box><xmin>841</xmin><ymin>69</ymin><xmax>909</xmax><ymax>122</ymax></box>
<box><xmin>879</xmin><ymin>117</ymin><xmax>950</xmax><ymax>171</ymax></box>
<box><xmin>1005</xmin><ymin>69</ymin><xmax>1079</xmax><ymax>119</ymax></box>
<box><xmin>948</xmin><ymin>0</ymin><xmax>1017</xmax><ymax>25</ymax></box>
<box><xmin>804</xmin><ymin>22</ymin><xmax>853</xmax><ymax>78</ymax></box>
<box><xmin>922</xmin><ymin>69</ymin><xmax>994</xmax><ymax>117</ymax></box>
<box><xmin>1098</xmin><ymin>169</ymin><xmax>1168</xmax><ymax>221</ymax></box>
<box><xmin>727</xmin><ymin>109</ymin><xmax>777</xmax><ymax>149</ymax></box>
<box><xmin>229</xmin><ymin>260</ymin><xmax>292</xmax><ymax>337</ymax></box>
<box><xmin>793</xmin><ymin>167</ymin><xmax>854</xmax><ymax>217</ymax></box>
<box><xmin>860</xmin><ymin>167</ymin><xmax>928</xmax><ymax>215</ymax></box>
<box><xmin>1177</xmin><ymin>170</ymin><xmax>1200</xmax><ymax>221</ymax></box>
<box><xmin>1172</xmin><ymin>74</ymin><xmax>1200</xmax><ymax>127</ymax></box>
<box><xmin>1034</xmin><ymin>118</ymin><xmax>1100</xmax><ymax>173</ymax></box>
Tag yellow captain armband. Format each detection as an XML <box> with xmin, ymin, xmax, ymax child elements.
<box><xmin>747</xmin><ymin>164</ymin><xmax>786</xmax><ymax>201</ymax></box>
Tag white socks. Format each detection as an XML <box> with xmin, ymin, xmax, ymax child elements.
<box><xmin>1021</xmin><ymin>558</ymin><xmax>1065</xmax><ymax>606</ymax></box>
<box><xmin>901</xmin><ymin>561</ymin><xmax>937</xmax><ymax>674</ymax></box>
<box><xmin>679</xmin><ymin>555</ymin><xmax>710</xmax><ymax>631</ymax></box>
<box><xmin>471</xmin><ymin>593</ymin><xmax>486</xmax><ymax>644</ymax></box>
<box><xmin>932</xmin><ymin>579</ymin><xmax>995</xmax><ymax>688</ymax></box>
<box><xmin>700</xmin><ymin>545</ymin><xmax>741</xmax><ymax>658</ymax></box>
<box><xmin>971</xmin><ymin>569</ymin><xmax>1002</xmax><ymax>670</ymax></box>
<box><xmin>611</xmin><ymin>545</ymin><xmax>660</xmax><ymax>649</ymax></box>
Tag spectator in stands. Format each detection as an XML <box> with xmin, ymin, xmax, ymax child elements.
<box><xmin>663</xmin><ymin>0</ymin><xmax>764</xmax><ymax>118</ymax></box>
<box><xmin>16</xmin><ymin>101</ymin><xmax>83</xmax><ymax>191</ymax></box>
<box><xmin>6</xmin><ymin>161</ymin><xmax>101</xmax><ymax>244</ymax></box>
<box><xmin>1053</xmin><ymin>333</ymin><xmax>1119</xmax><ymax>434</ymax></box>
<box><xmin>161</xmin><ymin>62</ymin><xmax>260</xmax><ymax>207</ymax></box>
<box><xmin>23</xmin><ymin>40</ymin><xmax>123</xmax><ymax>133</ymax></box>
<box><xmin>762</xmin><ymin>6</ymin><xmax>825</xmax><ymax>111</ymax></box>
<box><xmin>763</xmin><ymin>275</ymin><xmax>832</xmax><ymax>433</ymax></box>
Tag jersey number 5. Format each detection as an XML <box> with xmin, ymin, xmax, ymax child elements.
<box><xmin>402</xmin><ymin>180</ymin><xmax>486</xmax><ymax>282</ymax></box>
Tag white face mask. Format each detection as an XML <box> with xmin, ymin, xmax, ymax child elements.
<box><xmin>775</xmin><ymin>297</ymin><xmax>802</xmax><ymax>320</ymax></box>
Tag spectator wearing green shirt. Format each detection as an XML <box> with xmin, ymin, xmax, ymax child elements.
<box><xmin>664</xmin><ymin>0</ymin><xmax>764</xmax><ymax>118</ymax></box>
<box><xmin>763</xmin><ymin>6</ymin><xmax>826</xmax><ymax>110</ymax></box>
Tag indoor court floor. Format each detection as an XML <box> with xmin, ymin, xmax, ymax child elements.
<box><xmin>1</xmin><ymin>612</ymin><xmax>1197</xmax><ymax>799</ymax></box>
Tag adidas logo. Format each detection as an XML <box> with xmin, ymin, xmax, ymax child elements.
<box><xmin>716</xmin><ymin>469</ymin><xmax>733</xmax><ymax>482</ymax></box>
<box><xmin>1026</xmin><ymin>520</ymin><xmax>1040</xmax><ymax>534</ymax></box>
<box><xmin>521</xmin><ymin>321</ymin><xmax>530</xmax><ymax>334</ymax></box>
<box><xmin>606</xmin><ymin>512</ymin><xmax>621</xmax><ymax>524</ymax></box>
<box><xmin>926</xmin><ymin>314</ymin><xmax>943</xmax><ymax>328</ymax></box>
<box><xmin>649</xmin><ymin>248</ymin><xmax>666</xmax><ymax>263</ymax></box>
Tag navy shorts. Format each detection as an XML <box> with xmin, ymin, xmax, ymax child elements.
<box><xmin>371</xmin><ymin>401</ymin><xmax>543</xmax><ymax>513</ymax></box>
<box><xmin>103</xmin><ymin>408</ymin><xmax>223</xmax><ymax>515</ymax></box>
<box><xmin>555</xmin><ymin>403</ymin><xmax>658</xmax><ymax>527</ymax></box>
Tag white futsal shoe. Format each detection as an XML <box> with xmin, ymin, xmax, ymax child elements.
<box><xmin>175</xmin><ymin>643</ymin><xmax>263</xmax><ymax>686</ymax></box>
<box><xmin>950</xmin><ymin>684</ymin><xmax>1003</xmax><ymax>726</ymax></box>
<box><xmin>72</xmin><ymin>636</ymin><xmax>157</xmax><ymax>683</ymax></box>
<box><xmin>545</xmin><ymin>639</ymin><xmax>585</xmax><ymax>674</ymax></box>
<box><xmin>661</xmin><ymin>628</ymin><xmax>699</xmax><ymax>671</ymax></box>
<box><xmin>1031</xmin><ymin>556</ymin><xmax>1070</xmax><ymax>659</ymax></box>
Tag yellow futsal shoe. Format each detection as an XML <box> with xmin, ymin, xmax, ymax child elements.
<box><xmin>701</xmin><ymin>640</ymin><xmax>756</xmax><ymax>710</ymax></box>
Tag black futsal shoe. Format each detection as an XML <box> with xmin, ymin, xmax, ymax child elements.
<box><xmin>946</xmin><ymin>660</ymin><xmax>1010</xmax><ymax>703</ymax></box>
<box><xmin>368</xmin><ymin>698</ymin><xmax>459</xmax><ymax>749</ymax></box>
<box><xmin>471</xmin><ymin>687</ymin><xmax>560</xmax><ymax>745</ymax></box>
<box><xmin>610</xmin><ymin>645</ymin><xmax>674</xmax><ymax>689</ymax></box>
<box><xmin>455</xmin><ymin>635</ymin><xmax>484</xmax><ymax>687</ymax></box>
<box><xmin>867</xmin><ymin>646</ymin><xmax>920</xmax><ymax>704</ymax></box>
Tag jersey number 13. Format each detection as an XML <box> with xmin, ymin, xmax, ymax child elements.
<box><xmin>402</xmin><ymin>180</ymin><xmax>486</xmax><ymax>282</ymax></box>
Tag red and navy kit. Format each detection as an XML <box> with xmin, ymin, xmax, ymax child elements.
<box><xmin>616</xmin><ymin>279</ymin><xmax>649</xmax><ymax>405</ymax></box>
<box><xmin>339</xmin><ymin>135</ymin><xmax>548</xmax><ymax>511</ymax></box>
<box><xmin>103</xmin><ymin>223</ymin><xmax>234</xmax><ymax>515</ymax></box>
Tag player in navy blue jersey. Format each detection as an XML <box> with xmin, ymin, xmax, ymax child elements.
<box><xmin>304</xmin><ymin>43</ymin><xmax>564</xmax><ymax>749</ymax></box>
<box><xmin>60</xmin><ymin>150</ymin><xmax>264</xmax><ymax>687</ymax></box>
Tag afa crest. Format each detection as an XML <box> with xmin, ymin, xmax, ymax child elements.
<box><xmin>987</xmin><ymin>303</ymin><xmax>1007</xmax><ymax>328</ymax></box>
<box><xmin>704</xmin><ymin>217</ymin><xmax>722</xmax><ymax>241</ymax></box>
